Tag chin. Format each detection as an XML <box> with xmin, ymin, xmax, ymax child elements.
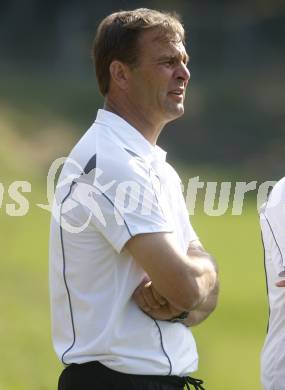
<box><xmin>170</xmin><ymin>104</ymin><xmax>184</xmax><ymax>118</ymax></box>
<box><xmin>162</xmin><ymin>102</ymin><xmax>185</xmax><ymax>122</ymax></box>
<box><xmin>177</xmin><ymin>105</ymin><xmax>185</xmax><ymax>116</ymax></box>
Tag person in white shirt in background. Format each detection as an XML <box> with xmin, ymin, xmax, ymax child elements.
<box><xmin>49</xmin><ymin>8</ymin><xmax>219</xmax><ymax>390</ymax></box>
<box><xmin>260</xmin><ymin>177</ymin><xmax>285</xmax><ymax>390</ymax></box>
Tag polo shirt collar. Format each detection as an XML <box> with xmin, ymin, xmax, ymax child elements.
<box><xmin>95</xmin><ymin>109</ymin><xmax>167</xmax><ymax>164</ymax></box>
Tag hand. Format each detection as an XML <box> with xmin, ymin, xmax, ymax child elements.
<box><xmin>276</xmin><ymin>280</ymin><xmax>285</xmax><ymax>287</ymax></box>
<box><xmin>183</xmin><ymin>283</ymin><xmax>219</xmax><ymax>327</ymax></box>
<box><xmin>133</xmin><ymin>277</ymin><xmax>167</xmax><ymax>312</ymax></box>
<box><xmin>146</xmin><ymin>302</ymin><xmax>184</xmax><ymax>321</ymax></box>
<box><xmin>133</xmin><ymin>278</ymin><xmax>182</xmax><ymax>320</ymax></box>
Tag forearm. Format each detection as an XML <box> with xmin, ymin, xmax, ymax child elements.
<box><xmin>142</xmin><ymin>247</ymin><xmax>218</xmax><ymax>316</ymax></box>
<box><xmin>165</xmin><ymin>243</ymin><xmax>218</xmax><ymax>325</ymax></box>
<box><xmin>147</xmin><ymin>249</ymin><xmax>218</xmax><ymax>312</ymax></box>
<box><xmin>131</xmin><ymin>237</ymin><xmax>219</xmax><ymax>320</ymax></box>
<box><xmin>127</xmin><ymin>233</ymin><xmax>218</xmax><ymax>312</ymax></box>
<box><xmin>182</xmin><ymin>242</ymin><xmax>218</xmax><ymax>308</ymax></box>
<box><xmin>133</xmin><ymin>279</ymin><xmax>183</xmax><ymax>321</ymax></box>
<box><xmin>182</xmin><ymin>282</ymin><xmax>219</xmax><ymax>326</ymax></box>
<box><xmin>133</xmin><ymin>277</ymin><xmax>219</xmax><ymax>324</ymax></box>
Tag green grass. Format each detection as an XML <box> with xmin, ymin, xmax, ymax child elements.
<box><xmin>1</xmin><ymin>181</ymin><xmax>62</xmax><ymax>389</ymax></box>
<box><xmin>190</xmin><ymin>204</ymin><xmax>266</xmax><ymax>390</ymax></box>
<box><xmin>0</xmin><ymin>159</ymin><xmax>267</xmax><ymax>389</ymax></box>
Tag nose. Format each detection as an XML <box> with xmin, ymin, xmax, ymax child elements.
<box><xmin>176</xmin><ymin>62</ymin><xmax>190</xmax><ymax>83</ymax></box>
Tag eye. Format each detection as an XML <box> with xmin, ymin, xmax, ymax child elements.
<box><xmin>165</xmin><ymin>58</ymin><xmax>175</xmax><ymax>66</ymax></box>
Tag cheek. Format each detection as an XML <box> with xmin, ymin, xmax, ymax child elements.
<box><xmin>159</xmin><ymin>73</ymin><xmax>174</xmax><ymax>95</ymax></box>
<box><xmin>133</xmin><ymin>75</ymin><xmax>152</xmax><ymax>94</ymax></box>
<box><xmin>130</xmin><ymin>68</ymin><xmax>171</xmax><ymax>102</ymax></box>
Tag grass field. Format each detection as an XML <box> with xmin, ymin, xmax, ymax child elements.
<box><xmin>191</xmin><ymin>204</ymin><xmax>266</xmax><ymax>390</ymax></box>
<box><xmin>0</xmin><ymin>126</ymin><xmax>267</xmax><ymax>389</ymax></box>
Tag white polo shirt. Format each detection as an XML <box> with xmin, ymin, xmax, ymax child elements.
<box><xmin>260</xmin><ymin>177</ymin><xmax>285</xmax><ymax>390</ymax></box>
<box><xmin>49</xmin><ymin>109</ymin><xmax>199</xmax><ymax>376</ymax></box>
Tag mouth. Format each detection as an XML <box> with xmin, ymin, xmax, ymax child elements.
<box><xmin>168</xmin><ymin>89</ymin><xmax>184</xmax><ymax>101</ymax></box>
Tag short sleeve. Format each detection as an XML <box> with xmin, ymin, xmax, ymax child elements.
<box><xmin>261</xmin><ymin>178</ymin><xmax>285</xmax><ymax>277</ymax></box>
<box><xmin>73</xmin><ymin>151</ymin><xmax>173</xmax><ymax>253</ymax></box>
<box><xmin>163</xmin><ymin>161</ymin><xmax>198</xmax><ymax>250</ymax></box>
<box><xmin>188</xmin><ymin>219</ymin><xmax>199</xmax><ymax>243</ymax></box>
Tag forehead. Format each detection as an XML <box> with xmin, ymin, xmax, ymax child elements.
<box><xmin>138</xmin><ymin>29</ymin><xmax>188</xmax><ymax>62</ymax></box>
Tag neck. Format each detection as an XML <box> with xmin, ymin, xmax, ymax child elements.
<box><xmin>104</xmin><ymin>95</ymin><xmax>165</xmax><ymax>146</ymax></box>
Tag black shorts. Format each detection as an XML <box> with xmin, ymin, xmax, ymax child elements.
<box><xmin>58</xmin><ymin>361</ymin><xmax>204</xmax><ymax>390</ymax></box>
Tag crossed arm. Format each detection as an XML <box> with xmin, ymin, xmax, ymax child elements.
<box><xmin>133</xmin><ymin>275</ymin><xmax>219</xmax><ymax>326</ymax></box>
<box><xmin>126</xmin><ymin>233</ymin><xmax>219</xmax><ymax>327</ymax></box>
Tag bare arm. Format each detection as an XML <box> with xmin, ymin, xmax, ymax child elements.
<box><xmin>181</xmin><ymin>282</ymin><xmax>219</xmax><ymax>326</ymax></box>
<box><xmin>276</xmin><ymin>280</ymin><xmax>285</xmax><ymax>287</ymax></box>
<box><xmin>181</xmin><ymin>241</ymin><xmax>219</xmax><ymax>326</ymax></box>
<box><xmin>132</xmin><ymin>277</ymin><xmax>184</xmax><ymax>320</ymax></box>
<box><xmin>127</xmin><ymin>233</ymin><xmax>218</xmax><ymax>313</ymax></box>
<box><xmin>131</xmin><ymin>239</ymin><xmax>219</xmax><ymax>325</ymax></box>
<box><xmin>133</xmin><ymin>275</ymin><xmax>219</xmax><ymax>324</ymax></box>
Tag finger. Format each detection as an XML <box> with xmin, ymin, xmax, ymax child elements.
<box><xmin>133</xmin><ymin>288</ymin><xmax>151</xmax><ymax>312</ymax></box>
<box><xmin>147</xmin><ymin>305</ymin><xmax>175</xmax><ymax>321</ymax></box>
<box><xmin>134</xmin><ymin>276</ymin><xmax>150</xmax><ymax>293</ymax></box>
<box><xmin>276</xmin><ymin>280</ymin><xmax>285</xmax><ymax>287</ymax></box>
<box><xmin>142</xmin><ymin>275</ymin><xmax>151</xmax><ymax>284</ymax></box>
<box><xmin>141</xmin><ymin>282</ymin><xmax>161</xmax><ymax>309</ymax></box>
<box><xmin>151</xmin><ymin>287</ymin><xmax>168</xmax><ymax>306</ymax></box>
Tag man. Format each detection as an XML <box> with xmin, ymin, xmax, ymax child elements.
<box><xmin>49</xmin><ymin>8</ymin><xmax>219</xmax><ymax>390</ymax></box>
<box><xmin>260</xmin><ymin>177</ymin><xmax>285</xmax><ymax>390</ymax></box>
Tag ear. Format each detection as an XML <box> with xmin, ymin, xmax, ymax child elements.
<box><xmin>109</xmin><ymin>60</ymin><xmax>130</xmax><ymax>90</ymax></box>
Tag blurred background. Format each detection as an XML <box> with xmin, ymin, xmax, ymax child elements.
<box><xmin>0</xmin><ymin>0</ymin><xmax>284</xmax><ymax>389</ymax></box>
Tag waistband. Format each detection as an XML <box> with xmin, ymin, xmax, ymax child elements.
<box><xmin>65</xmin><ymin>361</ymin><xmax>205</xmax><ymax>389</ymax></box>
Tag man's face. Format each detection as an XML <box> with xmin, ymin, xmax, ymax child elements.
<box><xmin>127</xmin><ymin>28</ymin><xmax>190</xmax><ymax>126</ymax></box>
